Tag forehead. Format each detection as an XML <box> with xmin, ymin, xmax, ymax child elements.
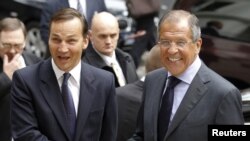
<box><xmin>159</xmin><ymin>20</ymin><xmax>191</xmax><ymax>38</ymax></box>
<box><xmin>93</xmin><ymin>22</ymin><xmax>119</xmax><ymax>33</ymax></box>
<box><xmin>0</xmin><ymin>28</ymin><xmax>25</xmax><ymax>42</ymax></box>
<box><xmin>50</xmin><ymin>18</ymin><xmax>83</xmax><ymax>37</ymax></box>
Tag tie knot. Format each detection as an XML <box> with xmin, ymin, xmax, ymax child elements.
<box><xmin>63</xmin><ymin>73</ymin><xmax>71</xmax><ymax>83</ymax></box>
<box><xmin>168</xmin><ymin>76</ymin><xmax>181</xmax><ymax>88</ymax></box>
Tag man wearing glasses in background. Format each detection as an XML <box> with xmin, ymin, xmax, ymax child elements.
<box><xmin>0</xmin><ymin>17</ymin><xmax>41</xmax><ymax>141</ymax></box>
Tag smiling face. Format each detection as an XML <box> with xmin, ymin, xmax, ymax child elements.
<box><xmin>49</xmin><ymin>17</ymin><xmax>88</xmax><ymax>72</ymax></box>
<box><xmin>159</xmin><ymin>18</ymin><xmax>202</xmax><ymax>76</ymax></box>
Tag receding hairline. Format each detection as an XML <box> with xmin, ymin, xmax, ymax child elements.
<box><xmin>91</xmin><ymin>12</ymin><xmax>119</xmax><ymax>29</ymax></box>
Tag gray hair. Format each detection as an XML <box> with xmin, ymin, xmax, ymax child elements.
<box><xmin>158</xmin><ymin>10</ymin><xmax>201</xmax><ymax>42</ymax></box>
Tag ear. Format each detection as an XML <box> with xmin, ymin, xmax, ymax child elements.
<box><xmin>82</xmin><ymin>35</ymin><xmax>89</xmax><ymax>50</ymax></box>
<box><xmin>194</xmin><ymin>38</ymin><xmax>202</xmax><ymax>54</ymax></box>
<box><xmin>23</xmin><ymin>38</ymin><xmax>27</xmax><ymax>49</ymax></box>
<box><xmin>88</xmin><ymin>30</ymin><xmax>92</xmax><ymax>41</ymax></box>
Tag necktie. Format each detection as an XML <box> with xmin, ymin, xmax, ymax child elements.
<box><xmin>77</xmin><ymin>0</ymin><xmax>84</xmax><ymax>15</ymax></box>
<box><xmin>62</xmin><ymin>73</ymin><xmax>76</xmax><ymax>140</ymax></box>
<box><xmin>158</xmin><ymin>76</ymin><xmax>181</xmax><ymax>141</ymax></box>
<box><xmin>111</xmin><ymin>62</ymin><xmax>126</xmax><ymax>86</ymax></box>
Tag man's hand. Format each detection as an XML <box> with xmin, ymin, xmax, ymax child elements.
<box><xmin>3</xmin><ymin>54</ymin><xmax>23</xmax><ymax>80</ymax></box>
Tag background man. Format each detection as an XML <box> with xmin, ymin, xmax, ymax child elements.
<box><xmin>83</xmin><ymin>12</ymin><xmax>138</xmax><ymax>87</ymax></box>
<box><xmin>0</xmin><ymin>17</ymin><xmax>41</xmax><ymax>141</ymax></box>
<box><xmin>116</xmin><ymin>45</ymin><xmax>162</xmax><ymax>141</ymax></box>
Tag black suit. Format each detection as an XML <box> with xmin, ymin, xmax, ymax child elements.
<box><xmin>40</xmin><ymin>0</ymin><xmax>107</xmax><ymax>58</ymax></box>
<box><xmin>11</xmin><ymin>59</ymin><xmax>117</xmax><ymax>141</ymax></box>
<box><xmin>83</xmin><ymin>46</ymin><xmax>138</xmax><ymax>87</ymax></box>
<box><xmin>0</xmin><ymin>52</ymin><xmax>41</xmax><ymax>141</ymax></box>
<box><xmin>116</xmin><ymin>80</ymin><xmax>143</xmax><ymax>141</ymax></box>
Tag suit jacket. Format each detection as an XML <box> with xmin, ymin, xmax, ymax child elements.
<box><xmin>11</xmin><ymin>59</ymin><xmax>117</xmax><ymax>141</ymax></box>
<box><xmin>40</xmin><ymin>0</ymin><xmax>107</xmax><ymax>57</ymax></box>
<box><xmin>83</xmin><ymin>46</ymin><xmax>138</xmax><ymax>87</ymax></box>
<box><xmin>0</xmin><ymin>52</ymin><xmax>41</xmax><ymax>141</ymax></box>
<box><xmin>116</xmin><ymin>80</ymin><xmax>144</xmax><ymax>141</ymax></box>
<box><xmin>128</xmin><ymin>63</ymin><xmax>244</xmax><ymax>141</ymax></box>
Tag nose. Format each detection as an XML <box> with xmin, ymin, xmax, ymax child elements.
<box><xmin>58</xmin><ymin>42</ymin><xmax>69</xmax><ymax>52</ymax></box>
<box><xmin>105</xmin><ymin>37</ymin><xmax>112</xmax><ymax>44</ymax></box>
<box><xmin>9</xmin><ymin>46</ymin><xmax>17</xmax><ymax>54</ymax></box>
<box><xmin>167</xmin><ymin>44</ymin><xmax>179</xmax><ymax>54</ymax></box>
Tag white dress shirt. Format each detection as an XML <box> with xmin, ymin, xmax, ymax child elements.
<box><xmin>52</xmin><ymin>59</ymin><xmax>81</xmax><ymax>116</ymax></box>
<box><xmin>167</xmin><ymin>56</ymin><xmax>202</xmax><ymax>125</ymax></box>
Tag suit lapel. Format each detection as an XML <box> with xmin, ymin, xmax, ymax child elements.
<box><xmin>116</xmin><ymin>48</ymin><xmax>135</xmax><ymax>83</ymax></box>
<box><xmin>165</xmin><ymin>64</ymin><xmax>210</xmax><ymax>139</ymax></box>
<box><xmin>84</xmin><ymin>45</ymin><xmax>107</xmax><ymax>68</ymax></box>
<box><xmin>146</xmin><ymin>68</ymin><xmax>167</xmax><ymax>140</ymax></box>
<box><xmin>74</xmin><ymin>63</ymin><xmax>96</xmax><ymax>141</ymax></box>
<box><xmin>116</xmin><ymin>50</ymin><xmax>128</xmax><ymax>80</ymax></box>
<box><xmin>39</xmin><ymin>59</ymin><xmax>71</xmax><ymax>141</ymax></box>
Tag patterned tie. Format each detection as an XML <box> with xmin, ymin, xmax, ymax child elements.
<box><xmin>62</xmin><ymin>73</ymin><xmax>76</xmax><ymax>140</ymax></box>
<box><xmin>158</xmin><ymin>76</ymin><xmax>181</xmax><ymax>141</ymax></box>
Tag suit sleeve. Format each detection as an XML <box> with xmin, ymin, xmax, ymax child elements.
<box><xmin>11</xmin><ymin>71</ymin><xmax>51</xmax><ymax>141</ymax></box>
<box><xmin>100</xmin><ymin>74</ymin><xmax>118</xmax><ymax>141</ymax></box>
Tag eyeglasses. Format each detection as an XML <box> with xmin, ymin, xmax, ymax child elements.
<box><xmin>0</xmin><ymin>43</ymin><xmax>24</xmax><ymax>51</ymax></box>
<box><xmin>158</xmin><ymin>40</ymin><xmax>193</xmax><ymax>48</ymax></box>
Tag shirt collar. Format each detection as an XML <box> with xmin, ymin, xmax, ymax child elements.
<box><xmin>93</xmin><ymin>48</ymin><xmax>117</xmax><ymax>66</ymax></box>
<box><xmin>51</xmin><ymin>59</ymin><xmax>81</xmax><ymax>86</ymax></box>
<box><xmin>168</xmin><ymin>56</ymin><xmax>201</xmax><ymax>84</ymax></box>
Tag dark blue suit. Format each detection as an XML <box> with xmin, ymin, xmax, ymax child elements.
<box><xmin>11</xmin><ymin>59</ymin><xmax>117</xmax><ymax>141</ymax></box>
<box><xmin>40</xmin><ymin>0</ymin><xmax>107</xmax><ymax>58</ymax></box>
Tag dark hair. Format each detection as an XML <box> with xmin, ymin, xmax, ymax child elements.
<box><xmin>49</xmin><ymin>8</ymin><xmax>88</xmax><ymax>37</ymax></box>
<box><xmin>0</xmin><ymin>17</ymin><xmax>27</xmax><ymax>38</ymax></box>
<box><xmin>158</xmin><ymin>10</ymin><xmax>201</xmax><ymax>42</ymax></box>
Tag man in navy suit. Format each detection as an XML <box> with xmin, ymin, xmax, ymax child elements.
<box><xmin>128</xmin><ymin>10</ymin><xmax>244</xmax><ymax>141</ymax></box>
<box><xmin>0</xmin><ymin>17</ymin><xmax>41</xmax><ymax>141</ymax></box>
<box><xmin>11</xmin><ymin>8</ymin><xmax>117</xmax><ymax>141</ymax></box>
<box><xmin>40</xmin><ymin>0</ymin><xmax>107</xmax><ymax>58</ymax></box>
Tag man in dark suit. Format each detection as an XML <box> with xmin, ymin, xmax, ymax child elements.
<box><xmin>83</xmin><ymin>12</ymin><xmax>138</xmax><ymax>87</ymax></box>
<box><xmin>0</xmin><ymin>17</ymin><xmax>41</xmax><ymax>141</ymax></box>
<box><xmin>40</xmin><ymin>0</ymin><xmax>107</xmax><ymax>58</ymax></box>
<box><xmin>11</xmin><ymin>8</ymin><xmax>117</xmax><ymax>141</ymax></box>
<box><xmin>128</xmin><ymin>10</ymin><xmax>244</xmax><ymax>141</ymax></box>
<box><xmin>116</xmin><ymin>45</ymin><xmax>162</xmax><ymax>141</ymax></box>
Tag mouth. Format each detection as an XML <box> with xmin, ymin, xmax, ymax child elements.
<box><xmin>58</xmin><ymin>56</ymin><xmax>70</xmax><ymax>61</ymax></box>
<box><xmin>168</xmin><ymin>57</ymin><xmax>181</xmax><ymax>62</ymax></box>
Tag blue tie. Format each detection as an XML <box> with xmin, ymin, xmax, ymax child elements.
<box><xmin>158</xmin><ymin>76</ymin><xmax>181</xmax><ymax>141</ymax></box>
<box><xmin>62</xmin><ymin>73</ymin><xmax>76</xmax><ymax>140</ymax></box>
